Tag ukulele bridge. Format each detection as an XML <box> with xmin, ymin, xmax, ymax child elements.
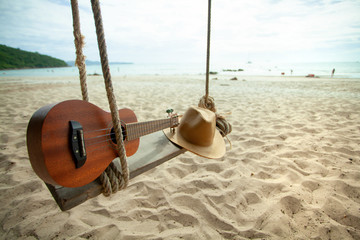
<box><xmin>69</xmin><ymin>120</ymin><xmax>87</xmax><ymax>168</ymax></box>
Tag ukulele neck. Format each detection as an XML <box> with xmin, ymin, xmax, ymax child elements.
<box><xmin>125</xmin><ymin>118</ymin><xmax>176</xmax><ymax>141</ymax></box>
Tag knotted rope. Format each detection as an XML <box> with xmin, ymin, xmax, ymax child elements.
<box><xmin>198</xmin><ymin>96</ymin><xmax>232</xmax><ymax>137</ymax></box>
<box><xmin>91</xmin><ymin>0</ymin><xmax>129</xmax><ymax>192</ymax></box>
<box><xmin>70</xmin><ymin>0</ymin><xmax>128</xmax><ymax>195</ymax></box>
<box><xmin>99</xmin><ymin>162</ymin><xmax>125</xmax><ymax>196</ymax></box>
<box><xmin>198</xmin><ymin>0</ymin><xmax>232</xmax><ymax>137</ymax></box>
<box><xmin>71</xmin><ymin>0</ymin><xmax>89</xmax><ymax>102</ymax></box>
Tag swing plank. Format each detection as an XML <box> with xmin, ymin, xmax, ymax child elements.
<box><xmin>46</xmin><ymin>131</ymin><xmax>185</xmax><ymax>211</ymax></box>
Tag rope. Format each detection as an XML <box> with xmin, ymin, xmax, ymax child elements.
<box><xmin>198</xmin><ymin>95</ymin><xmax>216</xmax><ymax>112</ymax></box>
<box><xmin>199</xmin><ymin>0</ymin><xmax>232</xmax><ymax>137</ymax></box>
<box><xmin>70</xmin><ymin>0</ymin><xmax>89</xmax><ymax>102</ymax></box>
<box><xmin>71</xmin><ymin>0</ymin><xmax>116</xmax><ymax>196</ymax></box>
<box><xmin>198</xmin><ymin>96</ymin><xmax>232</xmax><ymax>137</ymax></box>
<box><xmin>99</xmin><ymin>170</ymin><xmax>112</xmax><ymax>196</ymax></box>
<box><xmin>90</xmin><ymin>0</ymin><xmax>129</xmax><ymax>192</ymax></box>
<box><xmin>205</xmin><ymin>0</ymin><xmax>211</xmax><ymax>100</ymax></box>
<box><xmin>71</xmin><ymin>0</ymin><xmax>121</xmax><ymax>195</ymax></box>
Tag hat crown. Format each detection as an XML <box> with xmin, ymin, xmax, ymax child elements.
<box><xmin>178</xmin><ymin>107</ymin><xmax>216</xmax><ymax>147</ymax></box>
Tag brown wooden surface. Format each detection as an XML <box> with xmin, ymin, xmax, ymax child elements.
<box><xmin>46</xmin><ymin>131</ymin><xmax>185</xmax><ymax>211</ymax></box>
<box><xmin>27</xmin><ymin>100</ymin><xmax>139</xmax><ymax>188</ymax></box>
<box><xmin>27</xmin><ymin>103</ymin><xmax>57</xmax><ymax>185</ymax></box>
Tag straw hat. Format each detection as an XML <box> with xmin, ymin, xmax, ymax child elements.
<box><xmin>164</xmin><ymin>106</ymin><xmax>225</xmax><ymax>159</ymax></box>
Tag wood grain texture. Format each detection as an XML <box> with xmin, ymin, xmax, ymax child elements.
<box><xmin>27</xmin><ymin>100</ymin><xmax>138</xmax><ymax>188</ymax></box>
<box><xmin>27</xmin><ymin>103</ymin><xmax>57</xmax><ymax>185</ymax></box>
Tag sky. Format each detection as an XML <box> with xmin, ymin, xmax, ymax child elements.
<box><xmin>0</xmin><ymin>0</ymin><xmax>359</xmax><ymax>65</ymax></box>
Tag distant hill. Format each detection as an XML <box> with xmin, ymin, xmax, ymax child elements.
<box><xmin>0</xmin><ymin>44</ymin><xmax>68</xmax><ymax>70</ymax></box>
<box><xmin>66</xmin><ymin>60</ymin><xmax>133</xmax><ymax>66</ymax></box>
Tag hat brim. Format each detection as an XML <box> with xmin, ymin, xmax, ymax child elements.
<box><xmin>163</xmin><ymin>127</ymin><xmax>226</xmax><ymax>159</ymax></box>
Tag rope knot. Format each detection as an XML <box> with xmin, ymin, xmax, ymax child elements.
<box><xmin>100</xmin><ymin>161</ymin><xmax>127</xmax><ymax>196</ymax></box>
<box><xmin>198</xmin><ymin>95</ymin><xmax>232</xmax><ymax>137</ymax></box>
<box><xmin>198</xmin><ymin>95</ymin><xmax>216</xmax><ymax>112</ymax></box>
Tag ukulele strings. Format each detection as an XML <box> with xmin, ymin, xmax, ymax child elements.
<box><xmin>85</xmin><ymin>137</ymin><xmax>114</xmax><ymax>148</ymax></box>
<box><xmin>83</xmin><ymin>127</ymin><xmax>113</xmax><ymax>134</ymax></box>
<box><xmin>84</xmin><ymin>129</ymin><xmax>128</xmax><ymax>148</ymax></box>
<box><xmin>85</xmin><ymin>133</ymin><xmax>115</xmax><ymax>147</ymax></box>
<box><xmin>82</xmin><ymin>117</ymin><xmax>174</xmax><ymax>147</ymax></box>
<box><xmin>83</xmin><ymin>127</ymin><xmax>122</xmax><ymax>142</ymax></box>
<box><xmin>84</xmin><ymin>132</ymin><xmax>117</xmax><ymax>147</ymax></box>
<box><xmin>85</xmin><ymin>132</ymin><xmax>114</xmax><ymax>141</ymax></box>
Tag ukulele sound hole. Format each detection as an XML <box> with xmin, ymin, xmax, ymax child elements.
<box><xmin>110</xmin><ymin>126</ymin><xmax>127</xmax><ymax>144</ymax></box>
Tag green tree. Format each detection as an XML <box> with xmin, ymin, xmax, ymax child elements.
<box><xmin>0</xmin><ymin>44</ymin><xmax>68</xmax><ymax>70</ymax></box>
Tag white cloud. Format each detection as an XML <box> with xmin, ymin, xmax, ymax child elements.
<box><xmin>0</xmin><ymin>0</ymin><xmax>359</xmax><ymax>63</ymax></box>
<box><xmin>0</xmin><ymin>0</ymin><xmax>74</xmax><ymax>59</ymax></box>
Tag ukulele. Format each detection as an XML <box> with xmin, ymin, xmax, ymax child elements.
<box><xmin>26</xmin><ymin>100</ymin><xmax>179</xmax><ymax>188</ymax></box>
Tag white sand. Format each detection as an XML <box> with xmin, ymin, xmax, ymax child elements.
<box><xmin>0</xmin><ymin>75</ymin><xmax>359</xmax><ymax>239</ymax></box>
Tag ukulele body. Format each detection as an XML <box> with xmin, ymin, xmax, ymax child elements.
<box><xmin>27</xmin><ymin>100</ymin><xmax>138</xmax><ymax>188</ymax></box>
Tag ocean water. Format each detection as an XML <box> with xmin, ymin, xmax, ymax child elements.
<box><xmin>1</xmin><ymin>61</ymin><xmax>359</xmax><ymax>78</ymax></box>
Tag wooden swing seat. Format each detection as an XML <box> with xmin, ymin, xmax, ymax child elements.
<box><xmin>42</xmin><ymin>0</ymin><xmax>224</xmax><ymax>211</ymax></box>
<box><xmin>46</xmin><ymin>131</ymin><xmax>185</xmax><ymax>211</ymax></box>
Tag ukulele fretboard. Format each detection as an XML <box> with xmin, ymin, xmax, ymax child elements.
<box><xmin>126</xmin><ymin>118</ymin><xmax>174</xmax><ymax>141</ymax></box>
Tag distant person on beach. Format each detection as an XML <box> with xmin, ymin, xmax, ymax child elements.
<box><xmin>331</xmin><ymin>68</ymin><xmax>335</xmax><ymax>77</ymax></box>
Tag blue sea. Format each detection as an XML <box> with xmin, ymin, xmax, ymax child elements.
<box><xmin>1</xmin><ymin>61</ymin><xmax>360</xmax><ymax>78</ymax></box>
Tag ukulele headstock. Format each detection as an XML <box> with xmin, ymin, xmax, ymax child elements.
<box><xmin>167</xmin><ymin>109</ymin><xmax>179</xmax><ymax>129</ymax></box>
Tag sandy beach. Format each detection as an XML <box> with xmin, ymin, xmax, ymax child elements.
<box><xmin>0</xmin><ymin>74</ymin><xmax>359</xmax><ymax>239</ymax></box>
